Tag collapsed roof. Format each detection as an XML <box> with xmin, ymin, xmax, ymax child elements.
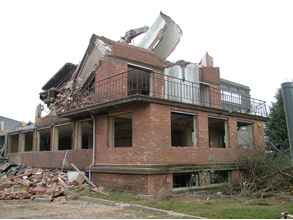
<box><xmin>41</xmin><ymin>12</ymin><xmax>182</xmax><ymax>92</ymax></box>
<box><xmin>42</xmin><ymin>63</ymin><xmax>77</xmax><ymax>91</ymax></box>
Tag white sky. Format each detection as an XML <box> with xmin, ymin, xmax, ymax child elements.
<box><xmin>0</xmin><ymin>0</ymin><xmax>292</xmax><ymax>122</ymax></box>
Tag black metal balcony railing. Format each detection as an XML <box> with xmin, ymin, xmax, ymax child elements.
<box><xmin>62</xmin><ymin>71</ymin><xmax>268</xmax><ymax>117</ymax></box>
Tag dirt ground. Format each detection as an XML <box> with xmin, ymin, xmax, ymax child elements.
<box><xmin>0</xmin><ymin>198</ymin><xmax>185</xmax><ymax>219</ymax></box>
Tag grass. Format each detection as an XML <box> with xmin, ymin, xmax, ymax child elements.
<box><xmin>78</xmin><ymin>188</ymin><xmax>293</xmax><ymax>219</ymax></box>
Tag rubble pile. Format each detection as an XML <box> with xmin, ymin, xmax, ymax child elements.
<box><xmin>0</xmin><ymin>161</ymin><xmax>104</xmax><ymax>201</ymax></box>
<box><xmin>54</xmin><ymin>88</ymin><xmax>95</xmax><ymax>113</ymax></box>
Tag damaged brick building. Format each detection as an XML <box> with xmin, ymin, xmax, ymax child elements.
<box><xmin>6</xmin><ymin>12</ymin><xmax>267</xmax><ymax>195</ymax></box>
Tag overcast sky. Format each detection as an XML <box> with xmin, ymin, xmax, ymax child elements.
<box><xmin>0</xmin><ymin>0</ymin><xmax>292</xmax><ymax>122</ymax></box>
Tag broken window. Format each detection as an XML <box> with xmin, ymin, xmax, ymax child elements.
<box><xmin>128</xmin><ymin>65</ymin><xmax>150</xmax><ymax>96</ymax></box>
<box><xmin>171</xmin><ymin>112</ymin><xmax>195</xmax><ymax>147</ymax></box>
<box><xmin>173</xmin><ymin>173</ymin><xmax>199</xmax><ymax>188</ymax></box>
<box><xmin>24</xmin><ymin>132</ymin><xmax>33</xmax><ymax>152</ymax></box>
<box><xmin>111</xmin><ymin>114</ymin><xmax>132</xmax><ymax>147</ymax></box>
<box><xmin>208</xmin><ymin>117</ymin><xmax>228</xmax><ymax>148</ymax></box>
<box><xmin>9</xmin><ymin>134</ymin><xmax>19</xmax><ymax>153</ymax></box>
<box><xmin>237</xmin><ymin>122</ymin><xmax>254</xmax><ymax>148</ymax></box>
<box><xmin>57</xmin><ymin>124</ymin><xmax>73</xmax><ymax>150</ymax></box>
<box><xmin>80</xmin><ymin>120</ymin><xmax>93</xmax><ymax>149</ymax></box>
<box><xmin>210</xmin><ymin>170</ymin><xmax>230</xmax><ymax>184</ymax></box>
<box><xmin>39</xmin><ymin>129</ymin><xmax>51</xmax><ymax>151</ymax></box>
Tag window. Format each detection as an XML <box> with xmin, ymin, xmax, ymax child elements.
<box><xmin>0</xmin><ymin>121</ymin><xmax>4</xmax><ymax>131</ymax></box>
<box><xmin>171</xmin><ymin>112</ymin><xmax>195</xmax><ymax>146</ymax></box>
<box><xmin>237</xmin><ymin>122</ymin><xmax>254</xmax><ymax>148</ymax></box>
<box><xmin>221</xmin><ymin>90</ymin><xmax>241</xmax><ymax>105</ymax></box>
<box><xmin>80</xmin><ymin>120</ymin><xmax>93</xmax><ymax>149</ymax></box>
<box><xmin>111</xmin><ymin>114</ymin><xmax>132</xmax><ymax>147</ymax></box>
<box><xmin>57</xmin><ymin>124</ymin><xmax>73</xmax><ymax>150</ymax></box>
<box><xmin>210</xmin><ymin>170</ymin><xmax>230</xmax><ymax>184</ymax></box>
<box><xmin>24</xmin><ymin>132</ymin><xmax>33</xmax><ymax>152</ymax></box>
<box><xmin>39</xmin><ymin>129</ymin><xmax>51</xmax><ymax>151</ymax></box>
<box><xmin>0</xmin><ymin>136</ymin><xmax>5</xmax><ymax>146</ymax></box>
<box><xmin>173</xmin><ymin>173</ymin><xmax>199</xmax><ymax>188</ymax></box>
<box><xmin>9</xmin><ymin>134</ymin><xmax>19</xmax><ymax>153</ymax></box>
<box><xmin>128</xmin><ymin>65</ymin><xmax>150</xmax><ymax>96</ymax></box>
<box><xmin>208</xmin><ymin>117</ymin><xmax>228</xmax><ymax>148</ymax></box>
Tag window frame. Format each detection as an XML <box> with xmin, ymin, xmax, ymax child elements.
<box><xmin>171</xmin><ymin>111</ymin><xmax>197</xmax><ymax>147</ymax></box>
<box><xmin>109</xmin><ymin>113</ymin><xmax>133</xmax><ymax>148</ymax></box>
<box><xmin>38</xmin><ymin>127</ymin><xmax>51</xmax><ymax>152</ymax></box>
<box><xmin>237</xmin><ymin>121</ymin><xmax>255</xmax><ymax>148</ymax></box>
<box><xmin>208</xmin><ymin>116</ymin><xmax>229</xmax><ymax>148</ymax></box>
<box><xmin>55</xmin><ymin>123</ymin><xmax>74</xmax><ymax>151</ymax></box>
<box><xmin>78</xmin><ymin>119</ymin><xmax>94</xmax><ymax>149</ymax></box>
<box><xmin>24</xmin><ymin>131</ymin><xmax>34</xmax><ymax>152</ymax></box>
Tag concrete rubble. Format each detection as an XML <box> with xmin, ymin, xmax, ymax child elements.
<box><xmin>0</xmin><ymin>160</ymin><xmax>105</xmax><ymax>201</ymax></box>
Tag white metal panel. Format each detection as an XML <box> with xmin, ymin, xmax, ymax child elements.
<box><xmin>183</xmin><ymin>63</ymin><xmax>200</xmax><ymax>104</ymax></box>
<box><xmin>137</xmin><ymin>12</ymin><xmax>182</xmax><ymax>60</ymax></box>
<box><xmin>164</xmin><ymin>65</ymin><xmax>183</xmax><ymax>102</ymax></box>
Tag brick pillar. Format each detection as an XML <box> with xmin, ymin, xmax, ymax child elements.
<box><xmin>228</xmin><ymin>117</ymin><xmax>238</xmax><ymax>148</ymax></box>
<box><xmin>73</xmin><ymin>121</ymin><xmax>80</xmax><ymax>150</ymax></box>
<box><xmin>19</xmin><ymin>134</ymin><xmax>25</xmax><ymax>152</ymax></box>
<box><xmin>52</xmin><ymin>127</ymin><xmax>58</xmax><ymax>151</ymax></box>
<box><xmin>198</xmin><ymin>112</ymin><xmax>209</xmax><ymax>148</ymax></box>
<box><xmin>231</xmin><ymin>170</ymin><xmax>241</xmax><ymax>185</ymax></box>
<box><xmin>254</xmin><ymin>122</ymin><xmax>265</xmax><ymax>151</ymax></box>
<box><xmin>33</xmin><ymin>131</ymin><xmax>38</xmax><ymax>151</ymax></box>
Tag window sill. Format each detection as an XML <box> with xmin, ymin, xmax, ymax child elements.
<box><xmin>114</xmin><ymin>146</ymin><xmax>132</xmax><ymax>148</ymax></box>
<box><xmin>172</xmin><ymin>183</ymin><xmax>229</xmax><ymax>193</ymax></box>
<box><xmin>171</xmin><ymin>145</ymin><xmax>195</xmax><ymax>148</ymax></box>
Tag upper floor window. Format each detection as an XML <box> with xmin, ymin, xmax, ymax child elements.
<box><xmin>237</xmin><ymin>121</ymin><xmax>254</xmax><ymax>148</ymax></box>
<box><xmin>171</xmin><ymin>112</ymin><xmax>195</xmax><ymax>147</ymax></box>
<box><xmin>9</xmin><ymin>134</ymin><xmax>19</xmax><ymax>153</ymax></box>
<box><xmin>208</xmin><ymin>117</ymin><xmax>228</xmax><ymax>148</ymax></box>
<box><xmin>24</xmin><ymin>132</ymin><xmax>33</xmax><ymax>152</ymax></box>
<box><xmin>56</xmin><ymin>124</ymin><xmax>73</xmax><ymax>150</ymax></box>
<box><xmin>0</xmin><ymin>121</ymin><xmax>4</xmax><ymax>131</ymax></box>
<box><xmin>39</xmin><ymin>129</ymin><xmax>51</xmax><ymax>151</ymax></box>
<box><xmin>128</xmin><ymin>65</ymin><xmax>151</xmax><ymax>96</ymax></box>
<box><xmin>110</xmin><ymin>113</ymin><xmax>132</xmax><ymax>147</ymax></box>
<box><xmin>80</xmin><ymin>120</ymin><xmax>93</xmax><ymax>149</ymax></box>
<box><xmin>221</xmin><ymin>90</ymin><xmax>241</xmax><ymax>105</ymax></box>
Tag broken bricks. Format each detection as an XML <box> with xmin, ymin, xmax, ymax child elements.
<box><xmin>0</xmin><ymin>161</ymin><xmax>105</xmax><ymax>201</ymax></box>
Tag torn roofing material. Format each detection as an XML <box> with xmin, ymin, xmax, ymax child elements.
<box><xmin>136</xmin><ymin>12</ymin><xmax>183</xmax><ymax>60</ymax></box>
<box><xmin>42</xmin><ymin>63</ymin><xmax>77</xmax><ymax>90</ymax></box>
<box><xmin>72</xmin><ymin>35</ymin><xmax>114</xmax><ymax>89</ymax></box>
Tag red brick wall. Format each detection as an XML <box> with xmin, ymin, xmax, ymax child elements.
<box><xmin>95</xmin><ymin>58</ymin><xmax>128</xmax><ymax>103</ymax></box>
<box><xmin>111</xmin><ymin>43</ymin><xmax>164</xmax><ymax>69</ymax></box>
<box><xmin>8</xmin><ymin>149</ymin><xmax>93</xmax><ymax>170</ymax></box>
<box><xmin>92</xmin><ymin>173</ymin><xmax>172</xmax><ymax>195</ymax></box>
<box><xmin>147</xmin><ymin>174</ymin><xmax>172</xmax><ymax>195</ymax></box>
<box><xmin>200</xmin><ymin>67</ymin><xmax>220</xmax><ymax>85</ymax></box>
<box><xmin>92</xmin><ymin>173</ymin><xmax>149</xmax><ymax>193</ymax></box>
<box><xmin>94</xmin><ymin>103</ymin><xmax>265</xmax><ymax>166</ymax></box>
<box><xmin>200</xmin><ymin>67</ymin><xmax>221</xmax><ymax>109</ymax></box>
<box><xmin>231</xmin><ymin>170</ymin><xmax>241</xmax><ymax>185</ymax></box>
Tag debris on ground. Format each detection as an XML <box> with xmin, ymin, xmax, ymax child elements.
<box><xmin>234</xmin><ymin>153</ymin><xmax>293</xmax><ymax>197</ymax></box>
<box><xmin>0</xmin><ymin>161</ymin><xmax>106</xmax><ymax>201</ymax></box>
<box><xmin>281</xmin><ymin>211</ymin><xmax>293</xmax><ymax>219</ymax></box>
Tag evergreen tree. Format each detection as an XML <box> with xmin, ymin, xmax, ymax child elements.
<box><xmin>266</xmin><ymin>89</ymin><xmax>289</xmax><ymax>150</ymax></box>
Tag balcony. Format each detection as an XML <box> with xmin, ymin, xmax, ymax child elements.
<box><xmin>57</xmin><ymin>70</ymin><xmax>268</xmax><ymax>118</ymax></box>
